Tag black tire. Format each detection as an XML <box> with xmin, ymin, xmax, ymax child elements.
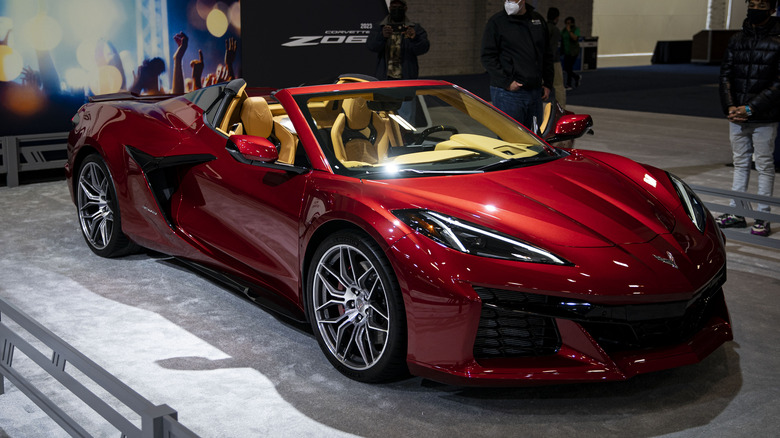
<box><xmin>306</xmin><ymin>230</ymin><xmax>408</xmax><ymax>383</ymax></box>
<box><xmin>76</xmin><ymin>154</ymin><xmax>138</xmax><ymax>257</ymax></box>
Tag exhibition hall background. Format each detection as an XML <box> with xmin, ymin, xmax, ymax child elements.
<box><xmin>0</xmin><ymin>0</ymin><xmax>769</xmax><ymax>138</ymax></box>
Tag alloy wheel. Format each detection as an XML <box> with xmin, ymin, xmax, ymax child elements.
<box><xmin>77</xmin><ymin>161</ymin><xmax>115</xmax><ymax>251</ymax></box>
<box><xmin>312</xmin><ymin>244</ymin><xmax>391</xmax><ymax>371</ymax></box>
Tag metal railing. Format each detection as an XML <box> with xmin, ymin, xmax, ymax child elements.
<box><xmin>691</xmin><ymin>184</ymin><xmax>780</xmax><ymax>250</ymax></box>
<box><xmin>0</xmin><ymin>297</ymin><xmax>200</xmax><ymax>438</ymax></box>
<box><xmin>0</xmin><ymin>132</ymin><xmax>69</xmax><ymax>188</ymax></box>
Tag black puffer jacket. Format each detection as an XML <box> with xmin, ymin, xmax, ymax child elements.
<box><xmin>719</xmin><ymin>17</ymin><xmax>780</xmax><ymax>123</ymax></box>
<box><xmin>481</xmin><ymin>5</ymin><xmax>554</xmax><ymax>91</ymax></box>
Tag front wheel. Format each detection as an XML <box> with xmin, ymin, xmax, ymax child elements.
<box><xmin>306</xmin><ymin>231</ymin><xmax>408</xmax><ymax>382</ymax></box>
<box><xmin>76</xmin><ymin>154</ymin><xmax>138</xmax><ymax>257</ymax></box>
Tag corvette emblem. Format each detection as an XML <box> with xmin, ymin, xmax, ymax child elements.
<box><xmin>653</xmin><ymin>251</ymin><xmax>678</xmax><ymax>269</ymax></box>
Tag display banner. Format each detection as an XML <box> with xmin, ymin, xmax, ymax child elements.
<box><xmin>241</xmin><ymin>1</ymin><xmax>388</xmax><ymax>87</ymax></box>
<box><xmin>0</xmin><ymin>0</ymin><xmax>242</xmax><ymax>136</ymax></box>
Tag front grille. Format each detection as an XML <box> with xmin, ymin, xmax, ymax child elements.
<box><xmin>472</xmin><ymin>265</ymin><xmax>727</xmax><ymax>357</ymax></box>
<box><xmin>473</xmin><ymin>288</ymin><xmax>561</xmax><ymax>359</ymax></box>
<box><xmin>579</xmin><ymin>281</ymin><xmax>726</xmax><ymax>353</ymax></box>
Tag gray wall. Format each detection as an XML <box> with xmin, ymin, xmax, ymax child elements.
<box><xmin>406</xmin><ymin>0</ymin><xmax>593</xmax><ymax>76</ymax></box>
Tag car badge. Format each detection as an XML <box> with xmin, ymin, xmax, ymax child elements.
<box><xmin>653</xmin><ymin>251</ymin><xmax>678</xmax><ymax>269</ymax></box>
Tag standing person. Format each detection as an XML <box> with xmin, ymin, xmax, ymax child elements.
<box><xmin>481</xmin><ymin>0</ymin><xmax>554</xmax><ymax>131</ymax></box>
<box><xmin>367</xmin><ymin>0</ymin><xmax>430</xmax><ymax>80</ymax></box>
<box><xmin>718</xmin><ymin>0</ymin><xmax>780</xmax><ymax>237</ymax></box>
<box><xmin>547</xmin><ymin>7</ymin><xmax>566</xmax><ymax>107</ymax></box>
<box><xmin>561</xmin><ymin>16</ymin><xmax>581</xmax><ymax>90</ymax></box>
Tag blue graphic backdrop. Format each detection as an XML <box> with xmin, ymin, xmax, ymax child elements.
<box><xmin>0</xmin><ymin>0</ymin><xmax>241</xmax><ymax>135</ymax></box>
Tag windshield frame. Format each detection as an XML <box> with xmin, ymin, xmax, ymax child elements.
<box><xmin>291</xmin><ymin>83</ymin><xmax>559</xmax><ymax>179</ymax></box>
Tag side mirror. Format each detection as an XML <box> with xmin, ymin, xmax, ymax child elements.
<box><xmin>227</xmin><ymin>135</ymin><xmax>279</xmax><ymax>163</ymax></box>
<box><xmin>548</xmin><ymin>114</ymin><xmax>593</xmax><ymax>144</ymax></box>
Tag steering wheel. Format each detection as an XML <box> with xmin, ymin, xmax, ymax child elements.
<box><xmin>414</xmin><ymin>125</ymin><xmax>459</xmax><ymax>145</ymax></box>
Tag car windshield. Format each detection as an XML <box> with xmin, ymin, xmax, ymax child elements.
<box><xmin>295</xmin><ymin>85</ymin><xmax>561</xmax><ymax>179</ymax></box>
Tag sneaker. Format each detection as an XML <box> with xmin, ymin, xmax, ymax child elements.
<box><xmin>716</xmin><ymin>213</ymin><xmax>747</xmax><ymax>228</ymax></box>
<box><xmin>751</xmin><ymin>220</ymin><xmax>771</xmax><ymax>236</ymax></box>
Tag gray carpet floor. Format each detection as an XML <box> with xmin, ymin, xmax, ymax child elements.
<box><xmin>1</xmin><ymin>105</ymin><xmax>779</xmax><ymax>437</ymax></box>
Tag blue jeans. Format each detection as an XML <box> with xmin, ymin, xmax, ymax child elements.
<box><xmin>490</xmin><ymin>86</ymin><xmax>543</xmax><ymax>133</ymax></box>
<box><xmin>729</xmin><ymin>121</ymin><xmax>778</xmax><ymax>213</ymax></box>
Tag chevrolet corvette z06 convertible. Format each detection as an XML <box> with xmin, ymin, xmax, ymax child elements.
<box><xmin>66</xmin><ymin>78</ymin><xmax>732</xmax><ymax>385</ymax></box>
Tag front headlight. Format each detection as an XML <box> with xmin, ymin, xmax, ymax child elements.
<box><xmin>392</xmin><ymin>209</ymin><xmax>571</xmax><ymax>265</ymax></box>
<box><xmin>668</xmin><ymin>172</ymin><xmax>706</xmax><ymax>232</ymax></box>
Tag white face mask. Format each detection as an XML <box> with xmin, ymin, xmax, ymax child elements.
<box><xmin>504</xmin><ymin>0</ymin><xmax>523</xmax><ymax>15</ymax></box>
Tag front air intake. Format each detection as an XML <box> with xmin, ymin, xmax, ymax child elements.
<box><xmin>473</xmin><ymin>287</ymin><xmax>562</xmax><ymax>359</ymax></box>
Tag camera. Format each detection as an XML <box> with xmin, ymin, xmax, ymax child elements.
<box><xmin>390</xmin><ymin>23</ymin><xmax>407</xmax><ymax>33</ymax></box>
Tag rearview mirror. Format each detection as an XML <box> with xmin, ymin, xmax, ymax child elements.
<box><xmin>548</xmin><ymin>114</ymin><xmax>593</xmax><ymax>144</ymax></box>
<box><xmin>227</xmin><ymin>135</ymin><xmax>279</xmax><ymax>163</ymax></box>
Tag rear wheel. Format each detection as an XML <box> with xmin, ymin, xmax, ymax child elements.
<box><xmin>307</xmin><ymin>231</ymin><xmax>408</xmax><ymax>382</ymax></box>
<box><xmin>76</xmin><ymin>154</ymin><xmax>137</xmax><ymax>257</ymax></box>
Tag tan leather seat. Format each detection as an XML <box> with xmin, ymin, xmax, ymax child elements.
<box><xmin>330</xmin><ymin>97</ymin><xmax>389</xmax><ymax>165</ymax></box>
<box><xmin>240</xmin><ymin>97</ymin><xmax>297</xmax><ymax>164</ymax></box>
<box><xmin>538</xmin><ymin>100</ymin><xmax>553</xmax><ymax>136</ymax></box>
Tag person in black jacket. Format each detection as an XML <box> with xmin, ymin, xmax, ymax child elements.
<box><xmin>481</xmin><ymin>0</ymin><xmax>554</xmax><ymax>132</ymax></box>
<box><xmin>718</xmin><ymin>0</ymin><xmax>780</xmax><ymax>237</ymax></box>
<box><xmin>367</xmin><ymin>0</ymin><xmax>430</xmax><ymax>80</ymax></box>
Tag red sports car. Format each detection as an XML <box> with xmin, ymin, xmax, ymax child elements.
<box><xmin>66</xmin><ymin>78</ymin><xmax>732</xmax><ymax>385</ymax></box>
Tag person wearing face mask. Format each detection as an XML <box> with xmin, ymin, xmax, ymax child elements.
<box><xmin>481</xmin><ymin>0</ymin><xmax>554</xmax><ymax>132</ymax></box>
<box><xmin>717</xmin><ymin>0</ymin><xmax>780</xmax><ymax>237</ymax></box>
<box><xmin>367</xmin><ymin>0</ymin><xmax>430</xmax><ymax>80</ymax></box>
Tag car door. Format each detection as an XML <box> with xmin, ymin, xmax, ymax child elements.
<box><xmin>174</xmin><ymin>148</ymin><xmax>309</xmax><ymax>311</ymax></box>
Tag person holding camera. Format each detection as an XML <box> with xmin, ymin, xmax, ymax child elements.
<box><xmin>481</xmin><ymin>0</ymin><xmax>554</xmax><ymax>131</ymax></box>
<box><xmin>561</xmin><ymin>16</ymin><xmax>581</xmax><ymax>90</ymax></box>
<box><xmin>367</xmin><ymin>0</ymin><xmax>430</xmax><ymax>80</ymax></box>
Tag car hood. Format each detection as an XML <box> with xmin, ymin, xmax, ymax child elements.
<box><xmin>366</xmin><ymin>153</ymin><xmax>677</xmax><ymax>248</ymax></box>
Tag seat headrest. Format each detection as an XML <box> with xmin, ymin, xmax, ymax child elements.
<box><xmin>241</xmin><ymin>97</ymin><xmax>273</xmax><ymax>138</ymax></box>
<box><xmin>343</xmin><ymin>97</ymin><xmax>372</xmax><ymax>131</ymax></box>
